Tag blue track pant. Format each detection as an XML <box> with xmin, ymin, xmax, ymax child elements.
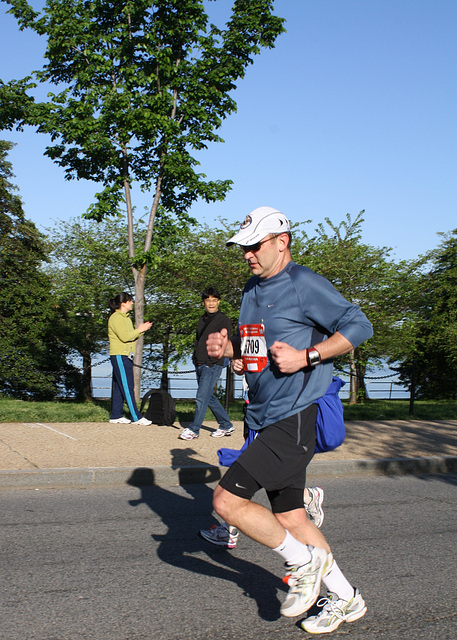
<box><xmin>110</xmin><ymin>355</ymin><xmax>142</xmax><ymax>422</ymax></box>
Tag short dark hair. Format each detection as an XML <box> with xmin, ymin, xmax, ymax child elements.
<box><xmin>202</xmin><ymin>286</ymin><xmax>221</xmax><ymax>300</ymax></box>
<box><xmin>109</xmin><ymin>292</ymin><xmax>133</xmax><ymax>311</ymax></box>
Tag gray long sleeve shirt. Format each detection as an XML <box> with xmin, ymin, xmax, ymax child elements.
<box><xmin>238</xmin><ymin>261</ymin><xmax>373</xmax><ymax>430</ymax></box>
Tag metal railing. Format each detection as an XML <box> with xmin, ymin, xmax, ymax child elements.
<box><xmin>90</xmin><ymin>369</ymin><xmax>410</xmax><ymax>401</ymax></box>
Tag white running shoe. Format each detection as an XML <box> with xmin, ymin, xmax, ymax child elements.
<box><xmin>280</xmin><ymin>547</ymin><xmax>333</xmax><ymax>618</ymax></box>
<box><xmin>210</xmin><ymin>426</ymin><xmax>235</xmax><ymax>438</ymax></box>
<box><xmin>199</xmin><ymin>523</ymin><xmax>239</xmax><ymax>548</ymax></box>
<box><xmin>301</xmin><ymin>588</ymin><xmax>367</xmax><ymax>634</ymax></box>
<box><xmin>109</xmin><ymin>417</ymin><xmax>132</xmax><ymax>424</ymax></box>
<box><xmin>305</xmin><ymin>487</ymin><xmax>325</xmax><ymax>528</ymax></box>
<box><xmin>178</xmin><ymin>428</ymin><xmax>199</xmax><ymax>440</ymax></box>
<box><xmin>132</xmin><ymin>417</ymin><xmax>152</xmax><ymax>426</ymax></box>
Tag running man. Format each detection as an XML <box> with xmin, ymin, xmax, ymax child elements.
<box><xmin>206</xmin><ymin>206</ymin><xmax>373</xmax><ymax>633</ymax></box>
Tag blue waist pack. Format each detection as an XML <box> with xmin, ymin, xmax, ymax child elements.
<box><xmin>314</xmin><ymin>376</ymin><xmax>346</xmax><ymax>453</ymax></box>
<box><xmin>217</xmin><ymin>376</ymin><xmax>346</xmax><ymax>467</ymax></box>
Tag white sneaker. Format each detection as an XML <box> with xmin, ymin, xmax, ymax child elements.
<box><xmin>199</xmin><ymin>523</ymin><xmax>239</xmax><ymax>548</ymax></box>
<box><xmin>178</xmin><ymin>428</ymin><xmax>199</xmax><ymax>440</ymax></box>
<box><xmin>305</xmin><ymin>487</ymin><xmax>325</xmax><ymax>528</ymax></box>
<box><xmin>280</xmin><ymin>547</ymin><xmax>333</xmax><ymax>618</ymax></box>
<box><xmin>132</xmin><ymin>417</ymin><xmax>152</xmax><ymax>426</ymax></box>
<box><xmin>109</xmin><ymin>417</ymin><xmax>132</xmax><ymax>424</ymax></box>
<box><xmin>210</xmin><ymin>426</ymin><xmax>235</xmax><ymax>438</ymax></box>
<box><xmin>301</xmin><ymin>588</ymin><xmax>367</xmax><ymax>634</ymax></box>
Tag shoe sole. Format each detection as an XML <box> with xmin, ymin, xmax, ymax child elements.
<box><xmin>210</xmin><ymin>431</ymin><xmax>234</xmax><ymax>437</ymax></box>
<box><xmin>198</xmin><ymin>531</ymin><xmax>237</xmax><ymax>548</ymax></box>
<box><xmin>302</xmin><ymin>603</ymin><xmax>367</xmax><ymax>633</ymax></box>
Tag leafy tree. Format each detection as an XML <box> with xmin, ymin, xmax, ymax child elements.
<box><xmin>0</xmin><ymin>140</ymin><xmax>76</xmax><ymax>398</ymax></box>
<box><xmin>45</xmin><ymin>216</ymin><xmax>135</xmax><ymax>400</ymax></box>
<box><xmin>141</xmin><ymin>220</ymin><xmax>249</xmax><ymax>394</ymax></box>
<box><xmin>293</xmin><ymin>212</ymin><xmax>419</xmax><ymax>403</ymax></box>
<box><xmin>45</xmin><ymin>214</ymin><xmax>188</xmax><ymax>399</ymax></box>
<box><xmin>396</xmin><ymin>230</ymin><xmax>457</xmax><ymax>399</ymax></box>
<box><xmin>0</xmin><ymin>0</ymin><xmax>285</xmax><ymax>399</ymax></box>
<box><xmin>153</xmin><ymin>221</ymin><xmax>248</xmax><ymax>345</ymax></box>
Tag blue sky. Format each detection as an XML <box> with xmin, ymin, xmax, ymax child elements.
<box><xmin>1</xmin><ymin>0</ymin><xmax>456</xmax><ymax>261</ymax></box>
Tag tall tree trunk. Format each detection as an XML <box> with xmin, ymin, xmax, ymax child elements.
<box><xmin>124</xmin><ymin>148</ymin><xmax>164</xmax><ymax>404</ymax></box>
<box><xmin>356</xmin><ymin>361</ymin><xmax>368</xmax><ymax>403</ymax></box>
<box><xmin>75</xmin><ymin>350</ymin><xmax>93</xmax><ymax>402</ymax></box>
<box><xmin>228</xmin><ymin>368</ymin><xmax>235</xmax><ymax>403</ymax></box>
<box><xmin>161</xmin><ymin>327</ymin><xmax>171</xmax><ymax>392</ymax></box>
<box><xmin>348</xmin><ymin>349</ymin><xmax>358</xmax><ymax>405</ymax></box>
<box><xmin>224</xmin><ymin>367</ymin><xmax>235</xmax><ymax>412</ymax></box>
<box><xmin>133</xmin><ymin>265</ymin><xmax>147</xmax><ymax>404</ymax></box>
<box><xmin>123</xmin><ymin>160</ymin><xmax>146</xmax><ymax>404</ymax></box>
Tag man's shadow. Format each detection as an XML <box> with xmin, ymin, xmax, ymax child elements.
<box><xmin>127</xmin><ymin>448</ymin><xmax>285</xmax><ymax>621</ymax></box>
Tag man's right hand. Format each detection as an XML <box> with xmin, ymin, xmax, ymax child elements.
<box><xmin>207</xmin><ymin>328</ymin><xmax>232</xmax><ymax>359</ymax></box>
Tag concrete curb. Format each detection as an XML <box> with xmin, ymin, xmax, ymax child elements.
<box><xmin>306</xmin><ymin>455</ymin><xmax>457</xmax><ymax>479</ymax></box>
<box><xmin>1</xmin><ymin>455</ymin><xmax>456</xmax><ymax>491</ymax></box>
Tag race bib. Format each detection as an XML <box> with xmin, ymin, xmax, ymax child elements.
<box><xmin>240</xmin><ymin>324</ymin><xmax>268</xmax><ymax>372</ymax></box>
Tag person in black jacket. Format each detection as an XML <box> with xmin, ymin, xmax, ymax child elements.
<box><xmin>178</xmin><ymin>287</ymin><xmax>234</xmax><ymax>440</ymax></box>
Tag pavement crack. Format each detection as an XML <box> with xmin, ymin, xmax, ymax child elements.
<box><xmin>0</xmin><ymin>439</ymin><xmax>39</xmax><ymax>468</ymax></box>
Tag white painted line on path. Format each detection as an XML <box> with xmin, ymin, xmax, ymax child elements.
<box><xmin>23</xmin><ymin>423</ymin><xmax>78</xmax><ymax>441</ymax></box>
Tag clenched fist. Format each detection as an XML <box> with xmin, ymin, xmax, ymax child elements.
<box><xmin>207</xmin><ymin>328</ymin><xmax>230</xmax><ymax>359</ymax></box>
<box><xmin>269</xmin><ymin>341</ymin><xmax>307</xmax><ymax>374</ymax></box>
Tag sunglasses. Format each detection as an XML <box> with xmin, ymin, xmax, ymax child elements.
<box><xmin>240</xmin><ymin>237</ymin><xmax>273</xmax><ymax>253</ymax></box>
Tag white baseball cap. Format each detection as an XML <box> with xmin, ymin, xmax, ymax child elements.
<box><xmin>226</xmin><ymin>206</ymin><xmax>290</xmax><ymax>246</ymax></box>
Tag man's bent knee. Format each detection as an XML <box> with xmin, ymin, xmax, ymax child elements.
<box><xmin>213</xmin><ymin>485</ymin><xmax>249</xmax><ymax>522</ymax></box>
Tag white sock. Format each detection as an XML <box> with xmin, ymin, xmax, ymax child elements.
<box><xmin>322</xmin><ymin>560</ymin><xmax>354</xmax><ymax>601</ymax></box>
<box><xmin>272</xmin><ymin>530</ymin><xmax>312</xmax><ymax>566</ymax></box>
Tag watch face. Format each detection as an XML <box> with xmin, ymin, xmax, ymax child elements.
<box><xmin>308</xmin><ymin>349</ymin><xmax>320</xmax><ymax>366</ymax></box>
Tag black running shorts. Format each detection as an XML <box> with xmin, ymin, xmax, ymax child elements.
<box><xmin>219</xmin><ymin>404</ymin><xmax>317</xmax><ymax>513</ymax></box>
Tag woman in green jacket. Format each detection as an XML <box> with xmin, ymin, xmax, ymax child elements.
<box><xmin>108</xmin><ymin>292</ymin><xmax>152</xmax><ymax>425</ymax></box>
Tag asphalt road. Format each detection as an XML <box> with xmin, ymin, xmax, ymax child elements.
<box><xmin>1</xmin><ymin>474</ymin><xmax>456</xmax><ymax>640</ymax></box>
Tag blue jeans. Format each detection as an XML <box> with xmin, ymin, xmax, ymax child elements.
<box><xmin>189</xmin><ymin>364</ymin><xmax>233</xmax><ymax>435</ymax></box>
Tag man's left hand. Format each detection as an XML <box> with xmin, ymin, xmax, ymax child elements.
<box><xmin>270</xmin><ymin>341</ymin><xmax>307</xmax><ymax>374</ymax></box>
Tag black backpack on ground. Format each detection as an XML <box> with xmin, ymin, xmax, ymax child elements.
<box><xmin>140</xmin><ymin>389</ymin><xmax>176</xmax><ymax>426</ymax></box>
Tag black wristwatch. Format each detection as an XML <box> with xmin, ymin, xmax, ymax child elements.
<box><xmin>307</xmin><ymin>347</ymin><xmax>321</xmax><ymax>367</ymax></box>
